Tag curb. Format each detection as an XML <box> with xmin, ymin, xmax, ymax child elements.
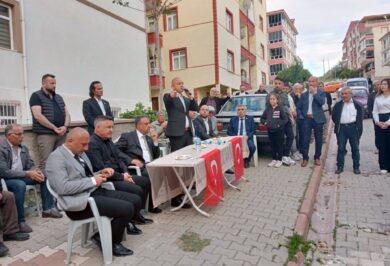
<box><xmin>287</xmin><ymin>121</ymin><xmax>335</xmax><ymax>266</ymax></box>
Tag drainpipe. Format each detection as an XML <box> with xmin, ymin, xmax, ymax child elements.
<box><xmin>20</xmin><ymin>0</ymin><xmax>31</xmax><ymax>123</ymax></box>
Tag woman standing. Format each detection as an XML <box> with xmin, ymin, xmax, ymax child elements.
<box><xmin>373</xmin><ymin>78</ymin><xmax>390</xmax><ymax>174</ymax></box>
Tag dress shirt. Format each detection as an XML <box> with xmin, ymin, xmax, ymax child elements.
<box><xmin>63</xmin><ymin>144</ymin><xmax>96</xmax><ymax>185</ymax></box>
<box><xmin>95</xmin><ymin>97</ymin><xmax>106</xmax><ymax>115</ymax></box>
<box><xmin>340</xmin><ymin>99</ymin><xmax>357</xmax><ymax>124</ymax></box>
<box><xmin>178</xmin><ymin>94</ymin><xmax>190</xmax><ymax>128</ymax></box>
<box><xmin>202</xmin><ymin>117</ymin><xmax>210</xmax><ymax>134</ymax></box>
<box><xmin>373</xmin><ymin>94</ymin><xmax>390</xmax><ymax>124</ymax></box>
<box><xmin>237</xmin><ymin>117</ymin><xmax>246</xmax><ymax>136</ymax></box>
<box><xmin>136</xmin><ymin>130</ymin><xmax>158</xmax><ymax>163</ymax></box>
<box><xmin>7</xmin><ymin>140</ymin><xmax>23</xmax><ymax>172</ymax></box>
<box><xmin>307</xmin><ymin>93</ymin><xmax>314</xmax><ymax>115</ymax></box>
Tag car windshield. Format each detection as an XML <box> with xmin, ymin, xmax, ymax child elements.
<box><xmin>351</xmin><ymin>89</ymin><xmax>368</xmax><ymax>97</ymax></box>
<box><xmin>220</xmin><ymin>96</ymin><xmax>266</xmax><ymax>112</ymax></box>
<box><xmin>347</xmin><ymin>81</ymin><xmax>367</xmax><ymax>87</ymax></box>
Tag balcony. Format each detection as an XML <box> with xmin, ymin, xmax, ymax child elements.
<box><xmin>239</xmin><ymin>10</ymin><xmax>255</xmax><ymax>35</ymax></box>
<box><xmin>241</xmin><ymin>46</ymin><xmax>256</xmax><ymax>65</ymax></box>
<box><xmin>147</xmin><ymin>32</ymin><xmax>163</xmax><ymax>47</ymax></box>
<box><xmin>149</xmin><ymin>68</ymin><xmax>165</xmax><ymax>90</ymax></box>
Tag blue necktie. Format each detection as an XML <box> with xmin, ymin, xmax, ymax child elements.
<box><xmin>239</xmin><ymin>119</ymin><xmax>244</xmax><ymax>136</ymax></box>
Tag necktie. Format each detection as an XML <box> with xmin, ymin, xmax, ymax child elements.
<box><xmin>239</xmin><ymin>119</ymin><xmax>244</xmax><ymax>136</ymax></box>
<box><xmin>142</xmin><ymin>135</ymin><xmax>153</xmax><ymax>162</ymax></box>
<box><xmin>74</xmin><ymin>155</ymin><xmax>93</xmax><ymax>177</ymax></box>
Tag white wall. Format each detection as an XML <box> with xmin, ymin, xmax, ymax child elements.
<box><xmin>23</xmin><ymin>0</ymin><xmax>150</xmax><ymax>122</ymax></box>
<box><xmin>373</xmin><ymin>26</ymin><xmax>390</xmax><ymax>79</ymax></box>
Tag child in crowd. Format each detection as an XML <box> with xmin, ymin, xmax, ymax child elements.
<box><xmin>261</xmin><ymin>93</ymin><xmax>289</xmax><ymax>167</ymax></box>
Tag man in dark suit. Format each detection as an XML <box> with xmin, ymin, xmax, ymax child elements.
<box><xmin>82</xmin><ymin>81</ymin><xmax>113</xmax><ymax>134</ymax></box>
<box><xmin>86</xmin><ymin>116</ymin><xmax>152</xmax><ymax>231</ymax></box>
<box><xmin>227</xmin><ymin>105</ymin><xmax>256</xmax><ymax>168</ymax></box>
<box><xmin>193</xmin><ymin>105</ymin><xmax>216</xmax><ymax>140</ymax></box>
<box><xmin>163</xmin><ymin>77</ymin><xmax>198</xmax><ymax>152</ymax></box>
<box><xmin>116</xmin><ymin>115</ymin><xmax>161</xmax><ymax>213</ymax></box>
<box><xmin>297</xmin><ymin>76</ymin><xmax>326</xmax><ymax>167</ymax></box>
<box><xmin>332</xmin><ymin>87</ymin><xmax>363</xmax><ymax>175</ymax></box>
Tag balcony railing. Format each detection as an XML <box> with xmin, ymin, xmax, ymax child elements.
<box><xmin>241</xmin><ymin>46</ymin><xmax>256</xmax><ymax>65</ymax></box>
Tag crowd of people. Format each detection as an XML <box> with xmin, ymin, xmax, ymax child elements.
<box><xmin>0</xmin><ymin>72</ymin><xmax>388</xmax><ymax>259</ymax></box>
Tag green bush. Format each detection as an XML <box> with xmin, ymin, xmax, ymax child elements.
<box><xmin>119</xmin><ymin>102</ymin><xmax>162</xmax><ymax>121</ymax></box>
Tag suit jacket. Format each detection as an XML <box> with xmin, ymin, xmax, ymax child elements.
<box><xmin>86</xmin><ymin>134</ymin><xmax>126</xmax><ymax>181</ymax></box>
<box><xmin>0</xmin><ymin>139</ymin><xmax>35</xmax><ymax>180</ymax></box>
<box><xmin>297</xmin><ymin>89</ymin><xmax>326</xmax><ymax>124</ymax></box>
<box><xmin>116</xmin><ymin>131</ymin><xmax>160</xmax><ymax>165</ymax></box>
<box><xmin>82</xmin><ymin>98</ymin><xmax>113</xmax><ymax>134</ymax></box>
<box><xmin>332</xmin><ymin>100</ymin><xmax>364</xmax><ymax>137</ymax></box>
<box><xmin>163</xmin><ymin>93</ymin><xmax>198</xmax><ymax>137</ymax></box>
<box><xmin>193</xmin><ymin>116</ymin><xmax>216</xmax><ymax>140</ymax></box>
<box><xmin>46</xmin><ymin>145</ymin><xmax>96</xmax><ymax>211</ymax></box>
<box><xmin>227</xmin><ymin>116</ymin><xmax>255</xmax><ymax>139</ymax></box>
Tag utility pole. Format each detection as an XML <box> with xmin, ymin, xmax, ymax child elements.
<box><xmin>322</xmin><ymin>59</ymin><xmax>326</xmax><ymax>77</ymax></box>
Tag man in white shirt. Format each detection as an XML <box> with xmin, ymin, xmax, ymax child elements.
<box><xmin>234</xmin><ymin>85</ymin><xmax>250</xmax><ymax>96</ymax></box>
<box><xmin>331</xmin><ymin>87</ymin><xmax>364</xmax><ymax>174</ymax></box>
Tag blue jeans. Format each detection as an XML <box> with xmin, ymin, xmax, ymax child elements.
<box><xmin>336</xmin><ymin>123</ymin><xmax>360</xmax><ymax>170</ymax></box>
<box><xmin>5</xmin><ymin>178</ymin><xmax>54</xmax><ymax>223</ymax></box>
<box><xmin>301</xmin><ymin>119</ymin><xmax>324</xmax><ymax>161</ymax></box>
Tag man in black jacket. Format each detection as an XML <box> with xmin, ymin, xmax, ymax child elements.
<box><xmin>86</xmin><ymin>116</ymin><xmax>153</xmax><ymax>231</ymax></box>
<box><xmin>199</xmin><ymin>87</ymin><xmax>230</xmax><ymax>114</ymax></box>
<box><xmin>332</xmin><ymin>87</ymin><xmax>364</xmax><ymax>175</ymax></box>
<box><xmin>82</xmin><ymin>81</ymin><xmax>113</xmax><ymax>134</ymax></box>
<box><xmin>193</xmin><ymin>105</ymin><xmax>216</xmax><ymax>140</ymax></box>
<box><xmin>116</xmin><ymin>116</ymin><xmax>161</xmax><ymax>213</ymax></box>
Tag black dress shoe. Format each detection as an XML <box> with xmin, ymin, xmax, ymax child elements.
<box><xmin>133</xmin><ymin>214</ymin><xmax>153</xmax><ymax>225</ymax></box>
<box><xmin>3</xmin><ymin>232</ymin><xmax>29</xmax><ymax>241</ymax></box>
<box><xmin>0</xmin><ymin>243</ymin><xmax>9</xmax><ymax>257</ymax></box>
<box><xmin>244</xmin><ymin>161</ymin><xmax>250</xmax><ymax>168</ymax></box>
<box><xmin>148</xmin><ymin>207</ymin><xmax>162</xmax><ymax>214</ymax></box>
<box><xmin>113</xmin><ymin>243</ymin><xmax>133</xmax><ymax>256</ymax></box>
<box><xmin>225</xmin><ymin>169</ymin><xmax>235</xmax><ymax>174</ymax></box>
<box><xmin>170</xmin><ymin>198</ymin><xmax>192</xmax><ymax>209</ymax></box>
<box><xmin>126</xmin><ymin>223</ymin><xmax>142</xmax><ymax>235</ymax></box>
<box><xmin>335</xmin><ymin>168</ymin><xmax>343</xmax><ymax>174</ymax></box>
<box><xmin>353</xmin><ymin>169</ymin><xmax>361</xmax><ymax>175</ymax></box>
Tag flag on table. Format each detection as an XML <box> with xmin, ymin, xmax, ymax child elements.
<box><xmin>201</xmin><ymin>149</ymin><xmax>224</xmax><ymax>206</ymax></box>
<box><xmin>230</xmin><ymin>137</ymin><xmax>244</xmax><ymax>181</ymax></box>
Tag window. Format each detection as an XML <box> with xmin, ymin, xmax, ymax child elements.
<box><xmin>0</xmin><ymin>102</ymin><xmax>19</xmax><ymax>126</ymax></box>
<box><xmin>147</xmin><ymin>16</ymin><xmax>155</xmax><ymax>32</ymax></box>
<box><xmin>241</xmin><ymin>69</ymin><xmax>248</xmax><ymax>82</ymax></box>
<box><xmin>170</xmin><ymin>48</ymin><xmax>187</xmax><ymax>70</ymax></box>
<box><xmin>166</xmin><ymin>9</ymin><xmax>178</xmax><ymax>31</ymax></box>
<box><xmin>269</xmin><ymin>31</ymin><xmax>282</xmax><ymax>43</ymax></box>
<box><xmin>366</xmin><ymin>50</ymin><xmax>374</xmax><ymax>59</ymax></box>
<box><xmin>261</xmin><ymin>72</ymin><xmax>267</xmax><ymax>85</ymax></box>
<box><xmin>227</xmin><ymin>50</ymin><xmax>234</xmax><ymax>72</ymax></box>
<box><xmin>268</xmin><ymin>13</ymin><xmax>282</xmax><ymax>27</ymax></box>
<box><xmin>270</xmin><ymin>47</ymin><xmax>284</xmax><ymax>59</ymax></box>
<box><xmin>365</xmin><ymin>39</ymin><xmax>373</xmax><ymax>47</ymax></box>
<box><xmin>0</xmin><ymin>4</ymin><xmax>12</xmax><ymax>49</ymax></box>
<box><xmin>260</xmin><ymin>44</ymin><xmax>265</xmax><ymax>59</ymax></box>
<box><xmin>226</xmin><ymin>9</ymin><xmax>233</xmax><ymax>33</ymax></box>
<box><xmin>270</xmin><ymin>64</ymin><xmax>283</xmax><ymax>76</ymax></box>
<box><xmin>259</xmin><ymin>15</ymin><xmax>264</xmax><ymax>32</ymax></box>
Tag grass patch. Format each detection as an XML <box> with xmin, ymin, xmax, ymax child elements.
<box><xmin>176</xmin><ymin>231</ymin><xmax>211</xmax><ymax>252</ymax></box>
<box><xmin>281</xmin><ymin>233</ymin><xmax>315</xmax><ymax>264</ymax></box>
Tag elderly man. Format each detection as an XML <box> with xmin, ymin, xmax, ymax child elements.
<box><xmin>150</xmin><ymin>111</ymin><xmax>168</xmax><ymax>144</ymax></box>
<box><xmin>227</xmin><ymin>105</ymin><xmax>256</xmax><ymax>168</ymax></box>
<box><xmin>0</xmin><ymin>124</ymin><xmax>62</xmax><ymax>233</ymax></box>
<box><xmin>297</xmin><ymin>76</ymin><xmax>326</xmax><ymax>167</ymax></box>
<box><xmin>199</xmin><ymin>87</ymin><xmax>230</xmax><ymax>114</ymax></box>
<box><xmin>255</xmin><ymin>84</ymin><xmax>268</xmax><ymax>95</ymax></box>
<box><xmin>234</xmin><ymin>85</ymin><xmax>249</xmax><ymax>96</ymax></box>
<box><xmin>332</xmin><ymin>87</ymin><xmax>363</xmax><ymax>174</ymax></box>
<box><xmin>193</xmin><ymin>105</ymin><xmax>216</xmax><ymax>140</ymax></box>
<box><xmin>46</xmin><ymin>128</ymin><xmax>135</xmax><ymax>256</ymax></box>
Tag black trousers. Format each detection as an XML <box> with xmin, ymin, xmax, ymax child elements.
<box><xmin>283</xmin><ymin>121</ymin><xmax>294</xmax><ymax>157</ymax></box>
<box><xmin>65</xmin><ymin>188</ymin><xmax>134</xmax><ymax>244</ymax></box>
<box><xmin>169</xmin><ymin>131</ymin><xmax>193</xmax><ymax>152</ymax></box>
<box><xmin>128</xmin><ymin>167</ymin><xmax>155</xmax><ymax>209</ymax></box>
<box><xmin>268</xmin><ymin>129</ymin><xmax>284</xmax><ymax>161</ymax></box>
<box><xmin>373</xmin><ymin>120</ymin><xmax>380</xmax><ymax>150</ymax></box>
<box><xmin>378</xmin><ymin>113</ymin><xmax>390</xmax><ymax>171</ymax></box>
<box><xmin>112</xmin><ymin>175</ymin><xmax>149</xmax><ymax>211</ymax></box>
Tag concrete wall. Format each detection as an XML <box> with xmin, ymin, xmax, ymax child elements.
<box><xmin>0</xmin><ymin>119</ymin><xmax>135</xmax><ymax>166</ymax></box>
<box><xmin>373</xmin><ymin>26</ymin><xmax>390</xmax><ymax>79</ymax></box>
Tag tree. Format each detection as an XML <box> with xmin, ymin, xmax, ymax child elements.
<box><xmin>276</xmin><ymin>63</ymin><xmax>312</xmax><ymax>84</ymax></box>
<box><xmin>338</xmin><ymin>68</ymin><xmax>360</xmax><ymax>79</ymax></box>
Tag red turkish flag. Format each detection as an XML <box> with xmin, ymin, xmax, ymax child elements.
<box><xmin>201</xmin><ymin>149</ymin><xmax>224</xmax><ymax>206</ymax></box>
<box><xmin>230</xmin><ymin>137</ymin><xmax>244</xmax><ymax>181</ymax></box>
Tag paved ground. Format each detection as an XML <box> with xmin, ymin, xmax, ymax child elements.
<box><xmin>311</xmin><ymin>120</ymin><xmax>390</xmax><ymax>266</ymax></box>
<box><xmin>0</xmin><ymin>146</ymin><xmax>316</xmax><ymax>265</ymax></box>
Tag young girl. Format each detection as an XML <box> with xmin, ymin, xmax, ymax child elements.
<box><xmin>261</xmin><ymin>93</ymin><xmax>289</xmax><ymax>167</ymax></box>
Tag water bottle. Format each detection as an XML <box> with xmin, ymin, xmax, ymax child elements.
<box><xmin>193</xmin><ymin>137</ymin><xmax>201</xmax><ymax>152</ymax></box>
<box><xmin>217</xmin><ymin>136</ymin><xmax>222</xmax><ymax>145</ymax></box>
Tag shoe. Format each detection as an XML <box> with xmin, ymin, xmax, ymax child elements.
<box><xmin>353</xmin><ymin>169</ymin><xmax>361</xmax><ymax>175</ymax></box>
<box><xmin>301</xmin><ymin>160</ymin><xmax>308</xmax><ymax>167</ymax></box>
<box><xmin>171</xmin><ymin>196</ymin><xmax>192</xmax><ymax>209</ymax></box>
<box><xmin>314</xmin><ymin>159</ymin><xmax>321</xmax><ymax>166</ymax></box>
<box><xmin>274</xmin><ymin>161</ymin><xmax>283</xmax><ymax>168</ymax></box>
<box><xmin>282</xmin><ymin>156</ymin><xmax>291</xmax><ymax>166</ymax></box>
<box><xmin>268</xmin><ymin>160</ymin><xmax>277</xmax><ymax>167</ymax></box>
<box><xmin>148</xmin><ymin>207</ymin><xmax>162</xmax><ymax>214</ymax></box>
<box><xmin>0</xmin><ymin>243</ymin><xmax>9</xmax><ymax>257</ymax></box>
<box><xmin>335</xmin><ymin>168</ymin><xmax>343</xmax><ymax>174</ymax></box>
<box><xmin>225</xmin><ymin>169</ymin><xmax>235</xmax><ymax>174</ymax></box>
<box><xmin>133</xmin><ymin>215</ymin><xmax>153</xmax><ymax>225</ymax></box>
<box><xmin>19</xmin><ymin>222</ymin><xmax>33</xmax><ymax>233</ymax></box>
<box><xmin>42</xmin><ymin>208</ymin><xmax>63</xmax><ymax>219</ymax></box>
<box><xmin>126</xmin><ymin>223</ymin><xmax>142</xmax><ymax>235</ymax></box>
<box><xmin>113</xmin><ymin>243</ymin><xmax>134</xmax><ymax>256</ymax></box>
<box><xmin>244</xmin><ymin>160</ymin><xmax>250</xmax><ymax>168</ymax></box>
<box><xmin>291</xmin><ymin>153</ymin><xmax>302</xmax><ymax>161</ymax></box>
<box><xmin>288</xmin><ymin>157</ymin><xmax>296</xmax><ymax>166</ymax></box>
<box><xmin>380</xmin><ymin>169</ymin><xmax>388</xmax><ymax>174</ymax></box>
<box><xmin>3</xmin><ymin>232</ymin><xmax>30</xmax><ymax>241</ymax></box>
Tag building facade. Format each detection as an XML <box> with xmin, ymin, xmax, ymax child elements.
<box><xmin>0</xmin><ymin>0</ymin><xmax>150</xmax><ymax>125</ymax></box>
<box><xmin>145</xmin><ymin>0</ymin><xmax>269</xmax><ymax>109</ymax></box>
<box><xmin>267</xmin><ymin>9</ymin><xmax>300</xmax><ymax>83</ymax></box>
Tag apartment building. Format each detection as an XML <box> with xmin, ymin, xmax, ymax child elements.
<box><xmin>380</xmin><ymin>31</ymin><xmax>390</xmax><ymax>68</ymax></box>
<box><xmin>342</xmin><ymin>13</ymin><xmax>390</xmax><ymax>80</ymax></box>
<box><xmin>267</xmin><ymin>9</ymin><xmax>300</xmax><ymax>83</ymax></box>
<box><xmin>145</xmin><ymin>0</ymin><xmax>269</xmax><ymax>109</ymax></box>
<box><xmin>0</xmin><ymin>0</ymin><xmax>150</xmax><ymax>125</ymax></box>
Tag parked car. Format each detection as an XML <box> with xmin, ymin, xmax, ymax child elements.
<box><xmin>342</xmin><ymin>78</ymin><xmax>369</xmax><ymax>90</ymax></box>
<box><xmin>216</xmin><ymin>94</ymin><xmax>269</xmax><ymax>142</ymax></box>
<box><xmin>336</xmin><ymin>87</ymin><xmax>369</xmax><ymax>118</ymax></box>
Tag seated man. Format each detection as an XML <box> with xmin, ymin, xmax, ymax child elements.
<box><xmin>193</xmin><ymin>105</ymin><xmax>216</xmax><ymax>140</ymax></box>
<box><xmin>227</xmin><ymin>105</ymin><xmax>256</xmax><ymax>168</ymax></box>
<box><xmin>150</xmin><ymin>111</ymin><xmax>169</xmax><ymax>147</ymax></box>
<box><xmin>46</xmin><ymin>128</ymin><xmax>135</xmax><ymax>256</ymax></box>
<box><xmin>86</xmin><ymin>116</ymin><xmax>153</xmax><ymax>224</ymax></box>
<box><xmin>0</xmin><ymin>124</ymin><xmax>62</xmax><ymax>234</ymax></box>
<box><xmin>116</xmin><ymin>116</ymin><xmax>162</xmax><ymax>213</ymax></box>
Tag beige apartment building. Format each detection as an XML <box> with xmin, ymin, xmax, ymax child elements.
<box><xmin>145</xmin><ymin>0</ymin><xmax>268</xmax><ymax>109</ymax></box>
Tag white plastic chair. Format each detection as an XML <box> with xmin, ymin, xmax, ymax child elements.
<box><xmin>46</xmin><ymin>180</ymin><xmax>116</xmax><ymax>265</ymax></box>
<box><xmin>1</xmin><ymin>179</ymin><xmax>41</xmax><ymax>215</ymax></box>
